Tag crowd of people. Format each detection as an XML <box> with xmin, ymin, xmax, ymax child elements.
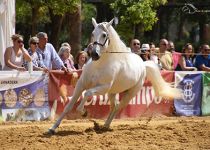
<box><xmin>130</xmin><ymin>38</ymin><xmax>210</xmax><ymax>72</ymax></box>
<box><xmin>1</xmin><ymin>33</ymin><xmax>210</xmax><ymax>72</ymax></box>
<box><xmin>1</xmin><ymin>32</ymin><xmax>89</xmax><ymax>72</ymax></box>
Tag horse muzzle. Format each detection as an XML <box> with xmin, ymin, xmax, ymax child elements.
<box><xmin>91</xmin><ymin>51</ymin><xmax>100</xmax><ymax>61</ymax></box>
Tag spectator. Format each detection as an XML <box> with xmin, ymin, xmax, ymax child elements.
<box><xmin>130</xmin><ymin>39</ymin><xmax>141</xmax><ymax>54</ymax></box>
<box><xmin>168</xmin><ymin>40</ymin><xmax>182</xmax><ymax>70</ymax></box>
<box><xmin>149</xmin><ymin>42</ymin><xmax>158</xmax><ymax>64</ymax></box>
<box><xmin>194</xmin><ymin>44</ymin><xmax>210</xmax><ymax>71</ymax></box>
<box><xmin>74</xmin><ymin>51</ymin><xmax>88</xmax><ymax>70</ymax></box>
<box><xmin>4</xmin><ymin>34</ymin><xmax>31</xmax><ymax>71</ymax></box>
<box><xmin>175</xmin><ymin>43</ymin><xmax>197</xmax><ymax>71</ymax></box>
<box><xmin>159</xmin><ymin>39</ymin><xmax>173</xmax><ymax>70</ymax></box>
<box><xmin>61</xmin><ymin>42</ymin><xmax>70</xmax><ymax>48</ymax></box>
<box><xmin>58</xmin><ymin>46</ymin><xmax>76</xmax><ymax>71</ymax></box>
<box><xmin>140</xmin><ymin>44</ymin><xmax>150</xmax><ymax>61</ymax></box>
<box><xmin>0</xmin><ymin>61</ymin><xmax>2</xmax><ymax>70</ymax></box>
<box><xmin>84</xmin><ymin>43</ymin><xmax>93</xmax><ymax>64</ymax></box>
<box><xmin>27</xmin><ymin>36</ymin><xmax>47</xmax><ymax>71</ymax></box>
<box><xmin>36</xmin><ymin>32</ymin><xmax>66</xmax><ymax>71</ymax></box>
<box><xmin>61</xmin><ymin>42</ymin><xmax>74</xmax><ymax>62</ymax></box>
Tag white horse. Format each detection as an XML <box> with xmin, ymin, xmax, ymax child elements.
<box><xmin>48</xmin><ymin>18</ymin><xmax>182</xmax><ymax>134</ymax></box>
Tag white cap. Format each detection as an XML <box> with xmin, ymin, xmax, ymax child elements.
<box><xmin>141</xmin><ymin>44</ymin><xmax>150</xmax><ymax>51</ymax></box>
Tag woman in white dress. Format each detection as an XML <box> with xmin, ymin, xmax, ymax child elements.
<box><xmin>4</xmin><ymin>34</ymin><xmax>31</xmax><ymax>71</ymax></box>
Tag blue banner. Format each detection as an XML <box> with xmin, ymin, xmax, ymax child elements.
<box><xmin>0</xmin><ymin>71</ymin><xmax>50</xmax><ymax>121</ymax></box>
<box><xmin>174</xmin><ymin>72</ymin><xmax>202</xmax><ymax>116</ymax></box>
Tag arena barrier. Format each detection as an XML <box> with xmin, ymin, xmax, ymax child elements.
<box><xmin>0</xmin><ymin>71</ymin><xmax>50</xmax><ymax>122</ymax></box>
<box><xmin>0</xmin><ymin>70</ymin><xmax>209</xmax><ymax>121</ymax></box>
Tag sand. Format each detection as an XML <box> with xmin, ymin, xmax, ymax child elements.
<box><xmin>1</xmin><ymin>116</ymin><xmax>210</xmax><ymax>150</ymax></box>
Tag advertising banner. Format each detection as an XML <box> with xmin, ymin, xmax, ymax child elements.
<box><xmin>48</xmin><ymin>71</ymin><xmax>175</xmax><ymax>119</ymax></box>
<box><xmin>0</xmin><ymin>71</ymin><xmax>50</xmax><ymax>121</ymax></box>
<box><xmin>201</xmin><ymin>73</ymin><xmax>210</xmax><ymax>115</ymax></box>
<box><xmin>174</xmin><ymin>72</ymin><xmax>202</xmax><ymax>116</ymax></box>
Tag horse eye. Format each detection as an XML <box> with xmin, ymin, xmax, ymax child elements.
<box><xmin>102</xmin><ymin>33</ymin><xmax>106</xmax><ymax>38</ymax></box>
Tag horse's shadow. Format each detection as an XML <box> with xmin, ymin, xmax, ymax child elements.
<box><xmin>84</xmin><ymin>120</ymin><xmax>113</xmax><ymax>134</ymax></box>
<box><xmin>40</xmin><ymin>130</ymin><xmax>83</xmax><ymax>138</ymax></box>
<box><xmin>40</xmin><ymin>121</ymin><xmax>113</xmax><ymax>138</ymax></box>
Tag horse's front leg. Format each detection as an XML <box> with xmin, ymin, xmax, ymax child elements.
<box><xmin>48</xmin><ymin>80</ymin><xmax>84</xmax><ymax>134</ymax></box>
<box><xmin>76</xmin><ymin>84</ymin><xmax>111</xmax><ymax>116</ymax></box>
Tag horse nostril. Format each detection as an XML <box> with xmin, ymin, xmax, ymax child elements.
<box><xmin>91</xmin><ymin>51</ymin><xmax>100</xmax><ymax>61</ymax></box>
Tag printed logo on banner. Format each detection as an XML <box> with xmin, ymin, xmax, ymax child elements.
<box><xmin>64</xmin><ymin>86</ymin><xmax>164</xmax><ymax>107</ymax></box>
<box><xmin>183</xmin><ymin>80</ymin><xmax>195</xmax><ymax>103</ymax></box>
<box><xmin>174</xmin><ymin>72</ymin><xmax>202</xmax><ymax>116</ymax></box>
<box><xmin>0</xmin><ymin>73</ymin><xmax>50</xmax><ymax>121</ymax></box>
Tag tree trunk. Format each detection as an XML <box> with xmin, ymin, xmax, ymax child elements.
<box><xmin>31</xmin><ymin>6</ymin><xmax>39</xmax><ymax>36</ymax></box>
<box><xmin>48</xmin><ymin>8</ymin><xmax>64</xmax><ymax>51</ymax></box>
<box><xmin>177</xmin><ymin>13</ymin><xmax>185</xmax><ymax>40</ymax></box>
<box><xmin>199</xmin><ymin>14</ymin><xmax>208</xmax><ymax>44</ymax></box>
<box><xmin>67</xmin><ymin>4</ymin><xmax>81</xmax><ymax>57</ymax></box>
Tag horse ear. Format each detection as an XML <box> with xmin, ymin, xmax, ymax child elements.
<box><xmin>107</xmin><ymin>18</ymin><xmax>114</xmax><ymax>28</ymax></box>
<box><xmin>92</xmin><ymin>18</ymin><xmax>98</xmax><ymax>28</ymax></box>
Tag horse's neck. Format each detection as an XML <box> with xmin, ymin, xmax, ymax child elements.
<box><xmin>107</xmin><ymin>43</ymin><xmax>128</xmax><ymax>53</ymax></box>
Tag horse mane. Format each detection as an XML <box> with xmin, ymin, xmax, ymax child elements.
<box><xmin>100</xmin><ymin>23</ymin><xmax>129</xmax><ymax>53</ymax></box>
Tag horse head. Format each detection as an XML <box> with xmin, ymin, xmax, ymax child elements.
<box><xmin>91</xmin><ymin>18</ymin><xmax>114</xmax><ymax>61</ymax></box>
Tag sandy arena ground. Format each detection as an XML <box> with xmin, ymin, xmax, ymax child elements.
<box><xmin>1</xmin><ymin>116</ymin><xmax>210</xmax><ymax>150</ymax></box>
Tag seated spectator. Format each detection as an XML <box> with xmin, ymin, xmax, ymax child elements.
<box><xmin>0</xmin><ymin>61</ymin><xmax>2</xmax><ymax>70</ymax></box>
<box><xmin>4</xmin><ymin>34</ymin><xmax>32</xmax><ymax>71</ymax></box>
<box><xmin>175</xmin><ymin>43</ymin><xmax>197</xmax><ymax>71</ymax></box>
<box><xmin>149</xmin><ymin>43</ymin><xmax>162</xmax><ymax>69</ymax></box>
<box><xmin>36</xmin><ymin>32</ymin><xmax>66</xmax><ymax>71</ymax></box>
<box><xmin>168</xmin><ymin>40</ymin><xmax>182</xmax><ymax>70</ymax></box>
<box><xmin>149</xmin><ymin>42</ymin><xmax>158</xmax><ymax>64</ymax></box>
<box><xmin>194</xmin><ymin>44</ymin><xmax>210</xmax><ymax>71</ymax></box>
<box><xmin>130</xmin><ymin>39</ymin><xmax>141</xmax><ymax>54</ymax></box>
<box><xmin>58</xmin><ymin>46</ymin><xmax>76</xmax><ymax>71</ymax></box>
<box><xmin>159</xmin><ymin>39</ymin><xmax>173</xmax><ymax>70</ymax></box>
<box><xmin>84</xmin><ymin>43</ymin><xmax>93</xmax><ymax>64</ymax></box>
<box><xmin>26</xmin><ymin>36</ymin><xmax>47</xmax><ymax>71</ymax></box>
<box><xmin>140</xmin><ymin>44</ymin><xmax>150</xmax><ymax>61</ymax></box>
<box><xmin>74</xmin><ymin>51</ymin><xmax>88</xmax><ymax>70</ymax></box>
<box><xmin>61</xmin><ymin>42</ymin><xmax>74</xmax><ymax>62</ymax></box>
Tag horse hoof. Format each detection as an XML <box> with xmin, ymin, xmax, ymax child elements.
<box><xmin>82</xmin><ymin>110</ymin><xmax>88</xmax><ymax>117</ymax></box>
<box><xmin>47</xmin><ymin>129</ymin><xmax>55</xmax><ymax>135</ymax></box>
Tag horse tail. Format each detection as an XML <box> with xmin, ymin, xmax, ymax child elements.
<box><xmin>144</xmin><ymin>61</ymin><xmax>182</xmax><ymax>99</ymax></box>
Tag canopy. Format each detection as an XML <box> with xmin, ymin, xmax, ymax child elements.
<box><xmin>0</xmin><ymin>0</ymin><xmax>15</xmax><ymax>69</ymax></box>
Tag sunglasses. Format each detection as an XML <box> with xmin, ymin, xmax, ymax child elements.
<box><xmin>160</xmin><ymin>43</ymin><xmax>167</xmax><ymax>46</ymax></box>
<box><xmin>133</xmin><ymin>43</ymin><xmax>140</xmax><ymax>46</ymax></box>
<box><xmin>17</xmin><ymin>40</ymin><xmax>23</xmax><ymax>43</ymax></box>
<box><xmin>204</xmin><ymin>48</ymin><xmax>210</xmax><ymax>52</ymax></box>
<box><xmin>31</xmin><ymin>42</ymin><xmax>39</xmax><ymax>45</ymax></box>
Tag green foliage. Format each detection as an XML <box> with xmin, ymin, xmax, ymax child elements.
<box><xmin>111</xmin><ymin>0</ymin><xmax>167</xmax><ymax>31</ymax></box>
<box><xmin>16</xmin><ymin>1</ymin><xmax>31</xmax><ymax>24</ymax></box>
<box><xmin>46</xmin><ymin>0</ymin><xmax>79</xmax><ymax>15</ymax></box>
<box><xmin>81</xmin><ymin>3</ymin><xmax>97</xmax><ymax>47</ymax></box>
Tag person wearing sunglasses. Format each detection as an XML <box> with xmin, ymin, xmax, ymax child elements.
<box><xmin>3</xmin><ymin>34</ymin><xmax>32</xmax><ymax>71</ymax></box>
<box><xmin>175</xmin><ymin>43</ymin><xmax>197</xmax><ymax>71</ymax></box>
<box><xmin>26</xmin><ymin>36</ymin><xmax>47</xmax><ymax>72</ymax></box>
<box><xmin>130</xmin><ymin>39</ymin><xmax>141</xmax><ymax>54</ymax></box>
<box><xmin>194</xmin><ymin>44</ymin><xmax>210</xmax><ymax>71</ymax></box>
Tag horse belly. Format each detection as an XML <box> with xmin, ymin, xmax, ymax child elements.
<box><xmin>110</xmin><ymin>66</ymin><xmax>144</xmax><ymax>93</ymax></box>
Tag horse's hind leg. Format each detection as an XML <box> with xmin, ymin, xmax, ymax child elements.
<box><xmin>104</xmin><ymin>81</ymin><xmax>144</xmax><ymax>128</ymax></box>
<box><xmin>103</xmin><ymin>93</ymin><xmax>117</xmax><ymax>127</ymax></box>
<box><xmin>76</xmin><ymin>84</ymin><xmax>111</xmax><ymax>116</ymax></box>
